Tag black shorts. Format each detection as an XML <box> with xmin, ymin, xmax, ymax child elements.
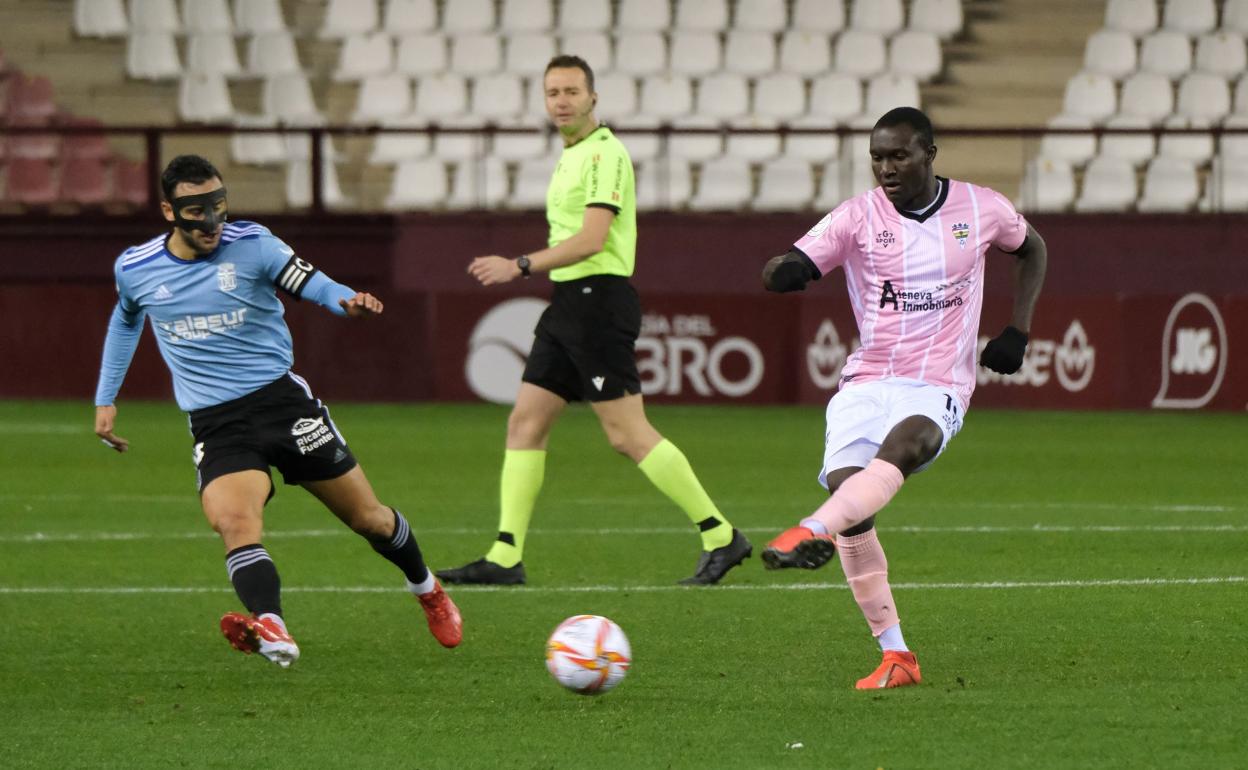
<box><xmin>522</xmin><ymin>274</ymin><xmax>642</xmax><ymax>403</ymax></box>
<box><xmin>188</xmin><ymin>373</ymin><xmax>357</xmax><ymax>495</ymax></box>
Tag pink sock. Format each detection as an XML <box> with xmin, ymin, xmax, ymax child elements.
<box><xmin>837</xmin><ymin>528</ymin><xmax>900</xmax><ymax>637</ymax></box>
<box><xmin>808</xmin><ymin>459</ymin><xmax>904</xmax><ymax>535</ymax></box>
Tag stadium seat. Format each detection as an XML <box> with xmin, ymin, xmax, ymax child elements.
<box><xmin>888</xmin><ymin>30</ymin><xmax>942</xmax><ymax>83</ymax></box>
<box><xmin>667</xmin><ymin>115</ymin><xmax>723</xmax><ymax>161</ymax></box>
<box><xmin>491</xmin><ymin>117</ymin><xmax>550</xmax><ymax>160</ymax></box>
<box><xmin>443</xmin><ymin>0</ymin><xmax>496</xmax><ymax>32</ymax></box>
<box><xmin>286</xmin><ymin>160</ymin><xmax>349</xmax><ymax>209</ymax></box>
<box><xmin>1139</xmin><ymin>31</ymin><xmax>1192</xmax><ymax>79</ymax></box>
<box><xmin>559</xmin><ymin>0</ymin><xmax>612</xmax><ymax>31</ymax></box>
<box><xmin>284</xmin><ymin>131</ymin><xmax>341</xmax><ymax>165</ymax></box>
<box><xmin>385</xmin><ymin>157</ymin><xmax>447</xmax><ymax>209</ymax></box>
<box><xmin>1038</xmin><ymin>114</ymin><xmax>1098</xmax><ymax>166</ymax></box>
<box><xmin>669</xmin><ymin>32</ymin><xmax>722</xmax><ymax>76</ymax></box>
<box><xmin>808</xmin><ymin>73</ymin><xmax>864</xmax><ymax>125</ymax></box>
<box><xmin>59</xmin><ymin>157</ymin><xmax>112</xmax><ymax>206</ymax></box>
<box><xmin>186</xmin><ymin>33</ymin><xmax>242</xmax><ymax>77</ymax></box>
<box><xmin>1219</xmin><ymin>114</ymin><xmax>1248</xmax><ymax>161</ymax></box>
<box><xmin>735</xmin><ymin>0</ymin><xmax>787</xmax><ymax>32</ymax></box>
<box><xmin>850</xmin><ymin>0</ymin><xmax>904</xmax><ymax>36</ymax></box>
<box><xmin>511</xmin><ymin>154</ymin><xmax>559</xmax><ymax>208</ymax></box>
<box><xmin>689</xmin><ymin>156</ymin><xmax>752</xmax><ymax>211</ymax></box>
<box><xmin>725</xmin><ymin>116</ymin><xmax>783</xmax><ymax>162</ymax></box>
<box><xmin>450</xmin><ymin>34</ymin><xmax>503</xmax><ymax>75</ymax></box>
<box><xmin>129</xmin><ymin>0</ymin><xmax>181</xmax><ymax>33</ymax></box>
<box><xmin>415</xmin><ymin>73</ymin><xmax>469</xmax><ymax>119</ymax></box>
<box><xmin>1074</xmin><ymin>155</ymin><xmax>1137</xmax><ymax>211</ymax></box>
<box><xmin>178</xmin><ymin>72</ymin><xmax>234</xmax><ymax>122</ymax></box>
<box><xmin>1100</xmin><ymin>114</ymin><xmax>1157</xmax><ymax>167</ymax></box>
<box><xmin>814</xmin><ymin>158</ymin><xmax>847</xmax><ymax>210</ymax></box>
<box><xmin>1137</xmin><ymin>156</ymin><xmax>1200</xmax><ymax>212</ymax></box>
<box><xmin>1235</xmin><ymin>76</ymin><xmax>1248</xmax><ymax>114</ymax></box>
<box><xmin>592</xmin><ymin>73</ymin><xmax>639</xmax><ymax>121</ymax></box>
<box><xmin>1161</xmin><ymin>0</ymin><xmax>1217</xmax><ymax>36</ymax></box>
<box><xmin>695</xmin><ymin>73</ymin><xmax>749</xmax><ymax>119</ymax></box>
<box><xmin>471</xmin><ymin>73</ymin><xmax>525</xmax><ymax>120</ymax></box>
<box><xmin>1061</xmin><ymin>72</ymin><xmax>1117</xmax><ymax>124</ymax></box>
<box><xmin>231</xmin><ymin>114</ymin><xmax>288</xmax><ymax>165</ymax></box>
<box><xmin>753</xmin><ymin>73</ymin><xmax>807</xmax><ymax>121</ymax></box>
<box><xmin>505</xmin><ymin>33</ymin><xmax>557</xmax><ymax>76</ymax></box>
<box><xmin>1176</xmin><ymin>72</ymin><xmax>1230</xmax><ymax>123</ymax></box>
<box><xmin>1193</xmin><ymin>33</ymin><xmax>1247</xmax><ymax>77</ymax></box>
<box><xmin>4</xmin><ymin>158</ymin><xmax>57</xmax><ymax>206</ymax></box>
<box><xmin>335</xmin><ymin>33</ymin><xmax>394</xmax><ymax>81</ymax></box>
<box><xmin>1104</xmin><ymin>0</ymin><xmax>1158</xmax><ymax>37</ymax></box>
<box><xmin>673</xmin><ymin>0</ymin><xmax>729</xmax><ymax>31</ymax></box>
<box><xmin>603</xmin><ymin>116</ymin><xmax>656</xmax><ymax>160</ymax></box>
<box><xmin>723</xmin><ymin>31</ymin><xmax>777</xmax><ymax>76</ymax></box>
<box><xmin>754</xmin><ymin>156</ymin><xmax>814</xmax><ymax>210</ymax></box>
<box><xmin>834</xmin><ymin>31</ymin><xmax>888</xmax><ymax>79</ymax></box>
<box><xmin>369</xmin><ymin>115</ymin><xmax>433</xmax><ymax>164</ymax></box>
<box><xmin>353</xmin><ymin>74</ymin><xmax>414</xmax><ymax>123</ymax></box>
<box><xmin>115</xmin><ymin>159</ymin><xmax>151</xmax><ymax>207</ymax></box>
<box><xmin>62</xmin><ymin>118</ymin><xmax>111</xmax><ymax>161</ymax></box>
<box><xmin>792</xmin><ymin>0</ymin><xmax>846</xmax><ymax>34</ymax></box>
<box><xmin>7</xmin><ymin>75</ymin><xmax>57</xmax><ymax>124</ymax></box>
<box><xmin>1223</xmin><ymin>0</ymin><xmax>1248</xmax><ymax>34</ymax></box>
<box><xmin>233</xmin><ymin>0</ymin><xmax>285</xmax><ymax>34</ymax></box>
<box><xmin>1118</xmin><ymin>72</ymin><xmax>1174</xmax><ymax>124</ymax></box>
<box><xmin>126</xmin><ymin>33</ymin><xmax>181</xmax><ymax>80</ymax></box>
<box><xmin>262</xmin><ymin>73</ymin><xmax>322</xmax><ymax>122</ymax></box>
<box><xmin>908</xmin><ymin>0</ymin><xmax>963</xmax><ymax>41</ymax></box>
<box><xmin>384</xmin><ymin>0</ymin><xmax>437</xmax><ymax>34</ymax></box>
<box><xmin>778</xmin><ymin>31</ymin><xmax>832</xmax><ymax>75</ymax></box>
<box><xmin>639</xmin><ymin>75</ymin><xmax>693</xmax><ymax>121</ymax></box>
<box><xmin>1202</xmin><ymin>157</ymin><xmax>1248</xmax><ymax>210</ymax></box>
<box><xmin>448</xmin><ymin>156</ymin><xmax>509</xmax><ymax>209</ymax></box>
<box><xmin>560</xmin><ymin>32</ymin><xmax>612</xmax><ymax>71</ymax></box>
<box><xmin>182</xmin><ymin>0</ymin><xmax>232</xmax><ymax>34</ymax></box>
<box><xmin>614</xmin><ymin>33</ymin><xmax>667</xmax><ymax>76</ymax></box>
<box><xmin>74</xmin><ymin>0</ymin><xmax>128</xmax><ymax>37</ymax></box>
<box><xmin>617</xmin><ymin>0</ymin><xmax>670</xmax><ymax>32</ymax></box>
<box><xmin>1157</xmin><ymin>115</ymin><xmax>1214</xmax><ymax>164</ymax></box>
<box><xmin>1083</xmin><ymin>30</ymin><xmax>1138</xmax><ymax>81</ymax></box>
<box><xmin>246</xmin><ymin>32</ymin><xmax>302</xmax><ymax>78</ymax></box>
<box><xmin>635</xmin><ymin>157</ymin><xmax>692</xmax><ymax>210</ymax></box>
<box><xmin>865</xmin><ymin>74</ymin><xmax>921</xmax><ymax>116</ymax></box>
<box><xmin>841</xmin><ymin>114</ymin><xmax>878</xmax><ymax>171</ymax></box>
<box><xmin>7</xmin><ymin>132</ymin><xmax>60</xmax><ymax>161</ymax></box>
<box><xmin>395</xmin><ymin>33</ymin><xmax>448</xmax><ymax>76</ymax></box>
<box><xmin>1017</xmin><ymin>156</ymin><xmax>1075</xmax><ymax>212</ymax></box>
<box><xmin>500</xmin><ymin>0</ymin><xmax>553</xmax><ymax>32</ymax></box>
<box><xmin>432</xmin><ymin>115</ymin><xmax>488</xmax><ymax>160</ymax></box>
<box><xmin>784</xmin><ymin>116</ymin><xmax>842</xmax><ymax>161</ymax></box>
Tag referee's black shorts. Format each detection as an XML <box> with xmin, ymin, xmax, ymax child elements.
<box><xmin>522</xmin><ymin>274</ymin><xmax>642</xmax><ymax>403</ymax></box>
<box><xmin>188</xmin><ymin>373</ymin><xmax>357</xmax><ymax>495</ymax></box>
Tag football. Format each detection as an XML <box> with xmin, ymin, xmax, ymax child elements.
<box><xmin>545</xmin><ymin>615</ymin><xmax>632</xmax><ymax>695</ymax></box>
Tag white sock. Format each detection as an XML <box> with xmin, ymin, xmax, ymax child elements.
<box><xmin>877</xmin><ymin>623</ymin><xmax>909</xmax><ymax>652</ymax></box>
<box><xmin>800</xmin><ymin>517</ymin><xmax>830</xmax><ymax>535</ymax></box>
<box><xmin>258</xmin><ymin>612</ymin><xmax>287</xmax><ymax>632</ymax></box>
<box><xmin>406</xmin><ymin>572</ymin><xmax>437</xmax><ymax>596</ymax></box>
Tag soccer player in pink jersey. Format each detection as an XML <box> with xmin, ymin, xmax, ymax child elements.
<box><xmin>759</xmin><ymin>108</ymin><xmax>1047</xmax><ymax>689</ymax></box>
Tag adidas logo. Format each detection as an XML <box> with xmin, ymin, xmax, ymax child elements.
<box><xmin>591</xmin><ymin>376</ymin><xmax>605</xmax><ymax>391</ymax></box>
<box><xmin>153</xmin><ymin>284</ymin><xmax>174</xmax><ymax>301</ymax></box>
<box><xmin>332</xmin><ymin>447</ymin><xmax>348</xmax><ymax>463</ymax></box>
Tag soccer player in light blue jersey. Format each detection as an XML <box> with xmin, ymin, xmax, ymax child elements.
<box><xmin>93</xmin><ymin>155</ymin><xmax>462</xmax><ymax>666</ymax></box>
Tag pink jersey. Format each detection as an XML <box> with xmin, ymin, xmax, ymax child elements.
<box><xmin>794</xmin><ymin>178</ymin><xmax>1028</xmax><ymax>408</ymax></box>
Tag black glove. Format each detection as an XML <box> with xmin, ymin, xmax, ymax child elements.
<box><xmin>980</xmin><ymin>325</ymin><xmax>1029</xmax><ymax>374</ymax></box>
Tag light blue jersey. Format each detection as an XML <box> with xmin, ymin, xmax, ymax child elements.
<box><xmin>95</xmin><ymin>220</ymin><xmax>355</xmax><ymax>411</ymax></box>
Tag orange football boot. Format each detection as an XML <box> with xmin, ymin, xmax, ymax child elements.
<box><xmin>220</xmin><ymin>612</ymin><xmax>300</xmax><ymax>668</ymax></box>
<box><xmin>761</xmin><ymin>526</ymin><xmax>838</xmax><ymax>569</ymax></box>
<box><xmin>417</xmin><ymin>580</ymin><xmax>463</xmax><ymax>648</ymax></box>
<box><xmin>855</xmin><ymin>650</ymin><xmax>921</xmax><ymax>690</ymax></box>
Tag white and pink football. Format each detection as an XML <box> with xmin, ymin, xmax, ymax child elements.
<box><xmin>545</xmin><ymin>615</ymin><xmax>632</xmax><ymax>695</ymax></box>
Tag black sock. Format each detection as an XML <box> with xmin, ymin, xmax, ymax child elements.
<box><xmin>225</xmin><ymin>544</ymin><xmax>282</xmax><ymax>617</ymax></box>
<box><xmin>370</xmin><ymin>508</ymin><xmax>430</xmax><ymax>585</ymax></box>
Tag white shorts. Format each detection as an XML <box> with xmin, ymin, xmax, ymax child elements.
<box><xmin>818</xmin><ymin>378</ymin><xmax>965</xmax><ymax>488</ymax></box>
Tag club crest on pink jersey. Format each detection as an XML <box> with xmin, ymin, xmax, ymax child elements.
<box><xmin>951</xmin><ymin>222</ymin><xmax>970</xmax><ymax>249</ymax></box>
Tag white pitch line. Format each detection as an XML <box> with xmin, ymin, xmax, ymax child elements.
<box><xmin>4</xmin><ymin>523</ymin><xmax>1248</xmax><ymax>544</ymax></box>
<box><xmin>0</xmin><ymin>576</ymin><xmax>1243</xmax><ymax>596</ymax></box>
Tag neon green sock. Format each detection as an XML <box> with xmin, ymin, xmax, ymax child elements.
<box><xmin>485</xmin><ymin>449</ymin><xmax>545</xmax><ymax>568</ymax></box>
<box><xmin>638</xmin><ymin>439</ymin><xmax>733</xmax><ymax>550</ymax></box>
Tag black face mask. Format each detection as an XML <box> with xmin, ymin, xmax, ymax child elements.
<box><xmin>171</xmin><ymin>188</ymin><xmax>228</xmax><ymax>234</ymax></box>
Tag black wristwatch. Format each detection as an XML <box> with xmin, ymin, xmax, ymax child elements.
<box><xmin>516</xmin><ymin>255</ymin><xmax>532</xmax><ymax>278</ymax></box>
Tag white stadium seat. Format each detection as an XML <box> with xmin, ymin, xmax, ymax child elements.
<box><xmin>695</xmin><ymin>73</ymin><xmax>749</xmax><ymax>119</ymax></box>
<box><xmin>909</xmin><ymin>0</ymin><xmax>963</xmax><ymax>41</ymax></box>
<box><xmin>1219</xmin><ymin>114</ymin><xmax>1248</xmax><ymax>161</ymax></box>
<box><xmin>1100</xmin><ymin>114</ymin><xmax>1157</xmax><ymax>167</ymax></box>
<box><xmin>431</xmin><ymin>115</ymin><xmax>488</xmax><ymax>160</ymax></box>
<box><xmin>384</xmin><ymin>0</ymin><xmax>437</xmax><ymax>34</ymax></box>
<box><xmin>286</xmin><ymin>160</ymin><xmax>348</xmax><ymax>209</ymax></box>
<box><xmin>808</xmin><ymin>73</ymin><xmax>864</xmax><ymax>124</ymax></box>
<box><xmin>491</xmin><ymin>118</ymin><xmax>550</xmax><ymax>160</ymax></box>
<box><xmin>668</xmin><ymin>32</ymin><xmax>722</xmax><ymax>76</ymax></box>
<box><xmin>754</xmin><ymin>157</ymin><xmax>815</xmax><ymax>211</ymax></box>
<box><xmin>233</xmin><ymin>0</ymin><xmax>285</xmax><ymax>34</ymax></box>
<box><xmin>442</xmin><ymin>0</ymin><xmax>495</xmax><ymax>32</ymax></box>
<box><xmin>723</xmin><ymin>31</ymin><xmax>777</xmax><ymax>76</ymax></box>
<box><xmin>511</xmin><ymin>154</ymin><xmax>559</xmax><ymax>208</ymax></box>
<box><xmin>500</xmin><ymin>0</ymin><xmax>553</xmax><ymax>32</ymax></box>
<box><xmin>370</xmin><ymin>115</ymin><xmax>433</xmax><ymax>164</ymax></box>
<box><xmin>334</xmin><ymin>32</ymin><xmax>393</xmax><ymax>81</ymax></box>
<box><xmin>559</xmin><ymin>0</ymin><xmax>612</xmax><ymax>32</ymax></box>
<box><xmin>667</xmin><ymin>116</ymin><xmax>723</xmax><ymax>161</ymax></box>
<box><xmin>1118</xmin><ymin>72</ymin><xmax>1174</xmax><ymax>124</ymax></box>
<box><xmin>835</xmin><ymin>31</ymin><xmax>888</xmax><ymax>79</ymax></box>
<box><xmin>1083</xmin><ymin>30</ymin><xmax>1138</xmax><ymax>80</ymax></box>
<box><xmin>1104</xmin><ymin>0</ymin><xmax>1158</xmax><ymax>37</ymax></box>
<box><xmin>753</xmin><ymin>73</ymin><xmax>807</xmax><ymax>121</ymax></box>
<box><xmin>784</xmin><ymin>116</ymin><xmax>842</xmax><ymax>162</ymax></box>
<box><xmin>865</xmin><ymin>74</ymin><xmax>921</xmax><ymax>116</ymax></box>
<box><xmin>561</xmin><ymin>32</ymin><xmax>612</xmax><ymax>71</ymax></box>
<box><xmin>1139</xmin><ymin>31</ymin><xmax>1192</xmax><ymax>79</ymax></box>
<box><xmin>130</xmin><ymin>0</ymin><xmax>180</xmax><ymax>33</ymax></box>
<box><xmin>385</xmin><ymin>158</ymin><xmax>448</xmax><ymax>209</ymax></box>
<box><xmin>850</xmin><ymin>0</ymin><xmax>904</xmax><ymax>36</ymax></box>
<box><xmin>1235</xmin><ymin>76</ymin><xmax>1248</xmax><ymax>114</ymax></box>
<box><xmin>186</xmin><ymin>33</ymin><xmax>241</xmax><ymax>77</ymax></box>
<box><xmin>178</xmin><ymin>72</ymin><xmax>233</xmax><ymax>122</ymax></box>
<box><xmin>395</xmin><ymin>34</ymin><xmax>448</xmax><ymax>76</ymax></box>
<box><xmin>1157</xmin><ymin>115</ymin><xmax>1215</xmax><ymax>164</ymax></box>
<box><xmin>1017</xmin><ymin>157</ymin><xmax>1075</xmax><ymax>212</ymax></box>
<box><xmin>1039</xmin><ymin>113</ymin><xmax>1098</xmax><ymax>166</ymax></box>
<box><xmin>735</xmin><ymin>0</ymin><xmax>787</xmax><ymax>32</ymax></box>
<box><xmin>1137</xmin><ymin>156</ymin><xmax>1199</xmax><ymax>212</ymax></box>
<box><xmin>320</xmin><ymin>0</ymin><xmax>378</xmax><ymax>38</ymax></box>
<box><xmin>246</xmin><ymin>32</ymin><xmax>302</xmax><ymax>78</ymax></box>
<box><xmin>614</xmin><ymin>33</ymin><xmax>667</xmax><ymax>76</ymax></box>
<box><xmin>792</xmin><ymin>0</ymin><xmax>846</xmax><ymax>34</ymax></box>
<box><xmin>612</xmin><ymin>116</ymin><xmax>663</xmax><ymax>160</ymax></box>
<box><xmin>471</xmin><ymin>73</ymin><xmax>526</xmax><ymax>120</ymax></box>
<box><xmin>75</xmin><ymin>0</ymin><xmax>127</xmax><ymax>37</ymax></box>
<box><xmin>126</xmin><ymin>33</ymin><xmax>181</xmax><ymax>80</ymax></box>
<box><xmin>1176</xmin><ymin>72</ymin><xmax>1231</xmax><ymax>123</ymax></box>
<box><xmin>262</xmin><ymin>73</ymin><xmax>322</xmax><ymax>122</ymax></box>
<box><xmin>639</xmin><ymin>75</ymin><xmax>693</xmax><ymax>121</ymax></box>
<box><xmin>505</xmin><ymin>33</ymin><xmax>557</xmax><ymax>77</ymax></box>
<box><xmin>1223</xmin><ymin>0</ymin><xmax>1248</xmax><ymax>34</ymax></box>
<box><xmin>689</xmin><ymin>156</ymin><xmax>752</xmax><ymax>211</ymax></box>
<box><xmin>636</xmin><ymin>157</ymin><xmax>692</xmax><ymax>210</ymax></box>
<box><xmin>1062</xmin><ymin>72</ymin><xmax>1117</xmax><ymax>124</ymax></box>
<box><xmin>1075</xmin><ymin>155</ymin><xmax>1137</xmax><ymax>212</ymax></box>
<box><xmin>231</xmin><ymin>115</ymin><xmax>288</xmax><ymax>165</ymax></box>
<box><xmin>1193</xmin><ymin>33</ymin><xmax>1248</xmax><ymax>77</ymax></box>
<box><xmin>182</xmin><ymin>0</ymin><xmax>232</xmax><ymax>34</ymax></box>
<box><xmin>1161</xmin><ymin>0</ymin><xmax>1217</xmax><ymax>36</ymax></box>
<box><xmin>450</xmin><ymin>34</ymin><xmax>503</xmax><ymax>75</ymax></box>
<box><xmin>1202</xmin><ymin>157</ymin><xmax>1248</xmax><ymax>210</ymax></box>
<box><xmin>814</xmin><ymin>158</ymin><xmax>848</xmax><ymax>210</ymax></box>
<box><xmin>726</xmin><ymin>116</ymin><xmax>783</xmax><ymax>162</ymax></box>
<box><xmin>415</xmin><ymin>73</ymin><xmax>469</xmax><ymax>119</ymax></box>
<box><xmin>353</xmin><ymin>74</ymin><xmax>413</xmax><ymax>123</ymax></box>
<box><xmin>674</xmin><ymin>0</ymin><xmax>729</xmax><ymax>31</ymax></box>
<box><xmin>448</xmin><ymin>157</ymin><xmax>509</xmax><ymax>209</ymax></box>
<box><xmin>778</xmin><ymin>31</ymin><xmax>832</xmax><ymax>75</ymax></box>
<box><xmin>889</xmin><ymin>30</ymin><xmax>943</xmax><ymax>83</ymax></box>
<box><xmin>592</xmin><ymin>73</ymin><xmax>640</xmax><ymax>121</ymax></box>
<box><xmin>617</xmin><ymin>0</ymin><xmax>670</xmax><ymax>32</ymax></box>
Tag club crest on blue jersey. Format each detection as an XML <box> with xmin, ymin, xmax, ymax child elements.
<box><xmin>951</xmin><ymin>222</ymin><xmax>970</xmax><ymax>249</ymax></box>
<box><xmin>217</xmin><ymin>262</ymin><xmax>237</xmax><ymax>291</ymax></box>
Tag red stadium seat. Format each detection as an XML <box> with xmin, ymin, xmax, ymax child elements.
<box><xmin>60</xmin><ymin>157</ymin><xmax>113</xmax><ymax>206</ymax></box>
<box><xmin>62</xmin><ymin>118</ymin><xmax>111</xmax><ymax>160</ymax></box>
<box><xmin>115</xmin><ymin>159</ymin><xmax>152</xmax><ymax>207</ymax></box>
<box><xmin>4</xmin><ymin>158</ymin><xmax>58</xmax><ymax>205</ymax></box>
<box><xmin>8</xmin><ymin>74</ymin><xmax>56</xmax><ymax>123</ymax></box>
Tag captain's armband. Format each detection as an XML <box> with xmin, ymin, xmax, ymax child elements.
<box><xmin>276</xmin><ymin>255</ymin><xmax>319</xmax><ymax>299</ymax></box>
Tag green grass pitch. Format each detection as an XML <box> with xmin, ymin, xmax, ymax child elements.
<box><xmin>1</xmin><ymin>401</ymin><xmax>1245</xmax><ymax>769</ymax></box>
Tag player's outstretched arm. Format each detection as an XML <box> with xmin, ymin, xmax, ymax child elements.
<box><xmin>468</xmin><ymin>207</ymin><xmax>615</xmax><ymax>286</ymax></box>
<box><xmin>762</xmin><ymin>250</ymin><xmax>822</xmax><ymax>293</ymax></box>
<box><xmin>338</xmin><ymin>291</ymin><xmax>384</xmax><ymax>318</ymax></box>
<box><xmin>981</xmin><ymin>223</ymin><xmax>1048</xmax><ymax>374</ymax></box>
<box><xmin>94</xmin><ymin>405</ymin><xmax>129</xmax><ymax>453</ymax></box>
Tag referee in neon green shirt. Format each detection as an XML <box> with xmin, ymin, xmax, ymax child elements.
<box><xmin>438</xmin><ymin>55</ymin><xmax>751</xmax><ymax>586</ymax></box>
